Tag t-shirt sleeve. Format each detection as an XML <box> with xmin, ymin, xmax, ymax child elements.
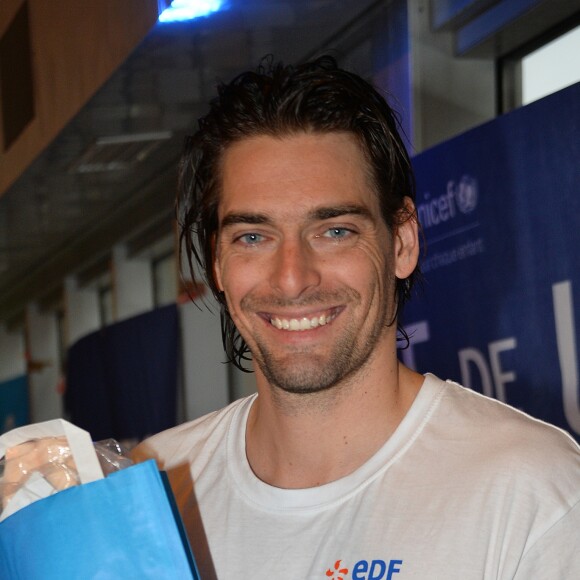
<box><xmin>513</xmin><ymin>500</ymin><xmax>580</xmax><ymax>579</ymax></box>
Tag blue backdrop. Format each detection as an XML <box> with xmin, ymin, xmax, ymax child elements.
<box><xmin>403</xmin><ymin>82</ymin><xmax>580</xmax><ymax>441</ymax></box>
<box><xmin>65</xmin><ymin>304</ymin><xmax>180</xmax><ymax>441</ymax></box>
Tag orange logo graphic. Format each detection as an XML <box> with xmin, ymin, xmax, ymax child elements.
<box><xmin>326</xmin><ymin>559</ymin><xmax>349</xmax><ymax>579</ymax></box>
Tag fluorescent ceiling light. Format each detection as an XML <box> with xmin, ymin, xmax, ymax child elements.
<box><xmin>158</xmin><ymin>0</ymin><xmax>223</xmax><ymax>23</ymax></box>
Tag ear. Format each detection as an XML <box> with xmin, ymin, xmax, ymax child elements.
<box><xmin>394</xmin><ymin>197</ymin><xmax>420</xmax><ymax>280</ymax></box>
<box><xmin>213</xmin><ymin>260</ymin><xmax>224</xmax><ymax>292</ymax></box>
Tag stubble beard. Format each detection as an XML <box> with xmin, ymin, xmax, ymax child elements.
<box><xmin>242</xmin><ymin>286</ymin><xmax>393</xmax><ymax>396</ymax></box>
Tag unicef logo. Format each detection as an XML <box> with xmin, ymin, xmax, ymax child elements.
<box><xmin>417</xmin><ymin>174</ymin><xmax>479</xmax><ymax>229</ymax></box>
<box><xmin>454</xmin><ymin>175</ymin><xmax>478</xmax><ymax>214</ymax></box>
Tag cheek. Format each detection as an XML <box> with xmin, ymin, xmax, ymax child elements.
<box><xmin>352</xmin><ymin>240</ymin><xmax>392</xmax><ymax>282</ymax></box>
<box><xmin>355</xmin><ymin>248</ymin><xmax>396</xmax><ymax>313</ymax></box>
<box><xmin>218</xmin><ymin>255</ymin><xmax>261</xmax><ymax>306</ymax></box>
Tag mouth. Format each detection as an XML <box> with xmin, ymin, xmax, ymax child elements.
<box><xmin>266</xmin><ymin>307</ymin><xmax>341</xmax><ymax>332</ymax></box>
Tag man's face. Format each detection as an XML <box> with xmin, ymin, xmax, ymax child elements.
<box><xmin>214</xmin><ymin>132</ymin><xmax>409</xmax><ymax>395</ymax></box>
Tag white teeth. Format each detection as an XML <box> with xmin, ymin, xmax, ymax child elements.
<box><xmin>270</xmin><ymin>313</ymin><xmax>335</xmax><ymax>331</ymax></box>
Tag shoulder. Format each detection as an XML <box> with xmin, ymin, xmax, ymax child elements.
<box><xmin>430</xmin><ymin>374</ymin><xmax>577</xmax><ymax>444</ymax></box>
<box><xmin>418</xmin><ymin>375</ymin><xmax>580</xmax><ymax>547</ymax></box>
<box><xmin>424</xmin><ymin>374</ymin><xmax>580</xmax><ymax>480</ymax></box>
<box><xmin>132</xmin><ymin>394</ymin><xmax>256</xmax><ymax>471</ymax></box>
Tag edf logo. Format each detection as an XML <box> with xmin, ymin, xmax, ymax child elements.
<box><xmin>352</xmin><ymin>559</ymin><xmax>403</xmax><ymax>579</ymax></box>
<box><xmin>326</xmin><ymin>559</ymin><xmax>403</xmax><ymax>580</ymax></box>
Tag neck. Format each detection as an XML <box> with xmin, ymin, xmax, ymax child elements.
<box><xmin>245</xmin><ymin>351</ymin><xmax>424</xmax><ymax>489</ymax></box>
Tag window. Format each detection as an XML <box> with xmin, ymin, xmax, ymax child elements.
<box><xmin>499</xmin><ymin>19</ymin><xmax>580</xmax><ymax>113</ymax></box>
<box><xmin>522</xmin><ymin>24</ymin><xmax>580</xmax><ymax>105</ymax></box>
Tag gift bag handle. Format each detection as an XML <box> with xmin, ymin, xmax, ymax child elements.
<box><xmin>0</xmin><ymin>419</ymin><xmax>104</xmax><ymax>483</ymax></box>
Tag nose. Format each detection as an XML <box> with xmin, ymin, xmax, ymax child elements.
<box><xmin>269</xmin><ymin>237</ymin><xmax>321</xmax><ymax>299</ymax></box>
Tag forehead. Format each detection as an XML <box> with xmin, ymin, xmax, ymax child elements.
<box><xmin>218</xmin><ymin>132</ymin><xmax>379</xmax><ymax>220</ymax></box>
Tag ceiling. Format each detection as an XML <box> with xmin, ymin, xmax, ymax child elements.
<box><xmin>1</xmin><ymin>0</ymin><xmax>577</xmax><ymax>327</ymax></box>
<box><xmin>0</xmin><ymin>0</ymin><xmax>381</xmax><ymax>325</ymax></box>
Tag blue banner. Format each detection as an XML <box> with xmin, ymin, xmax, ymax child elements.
<box><xmin>404</xmin><ymin>82</ymin><xmax>580</xmax><ymax>441</ymax></box>
<box><xmin>0</xmin><ymin>375</ymin><xmax>29</xmax><ymax>434</ymax></box>
<box><xmin>65</xmin><ymin>304</ymin><xmax>180</xmax><ymax>441</ymax></box>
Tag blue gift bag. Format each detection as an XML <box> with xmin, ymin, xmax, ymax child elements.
<box><xmin>0</xmin><ymin>460</ymin><xmax>200</xmax><ymax>579</ymax></box>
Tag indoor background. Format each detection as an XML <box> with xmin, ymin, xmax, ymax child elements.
<box><xmin>0</xmin><ymin>0</ymin><xmax>578</xmax><ymax>443</ymax></box>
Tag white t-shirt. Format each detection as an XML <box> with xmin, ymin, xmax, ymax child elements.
<box><xmin>135</xmin><ymin>374</ymin><xmax>580</xmax><ymax>580</ymax></box>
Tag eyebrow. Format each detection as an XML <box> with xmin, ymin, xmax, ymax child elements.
<box><xmin>219</xmin><ymin>204</ymin><xmax>374</xmax><ymax>230</ymax></box>
<box><xmin>310</xmin><ymin>204</ymin><xmax>373</xmax><ymax>221</ymax></box>
<box><xmin>220</xmin><ymin>213</ymin><xmax>271</xmax><ymax>229</ymax></box>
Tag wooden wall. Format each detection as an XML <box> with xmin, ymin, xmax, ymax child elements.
<box><xmin>0</xmin><ymin>0</ymin><xmax>159</xmax><ymax>196</ymax></box>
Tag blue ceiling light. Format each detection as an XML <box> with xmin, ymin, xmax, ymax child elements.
<box><xmin>158</xmin><ymin>0</ymin><xmax>224</xmax><ymax>23</ymax></box>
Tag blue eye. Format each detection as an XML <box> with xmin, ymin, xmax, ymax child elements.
<box><xmin>238</xmin><ymin>233</ymin><xmax>264</xmax><ymax>245</ymax></box>
<box><xmin>324</xmin><ymin>227</ymin><xmax>351</xmax><ymax>239</ymax></box>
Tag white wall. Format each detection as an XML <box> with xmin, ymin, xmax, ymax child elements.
<box><xmin>113</xmin><ymin>244</ymin><xmax>155</xmax><ymax>321</ymax></box>
<box><xmin>64</xmin><ymin>276</ymin><xmax>100</xmax><ymax>346</ymax></box>
<box><xmin>180</xmin><ymin>297</ymin><xmax>231</xmax><ymax>420</ymax></box>
<box><xmin>408</xmin><ymin>0</ymin><xmax>495</xmax><ymax>152</ymax></box>
<box><xmin>26</xmin><ymin>304</ymin><xmax>62</xmax><ymax>421</ymax></box>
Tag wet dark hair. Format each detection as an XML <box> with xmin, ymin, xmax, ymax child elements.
<box><xmin>178</xmin><ymin>55</ymin><xmax>420</xmax><ymax>371</ymax></box>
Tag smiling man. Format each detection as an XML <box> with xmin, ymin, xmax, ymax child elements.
<box><xmin>134</xmin><ymin>57</ymin><xmax>580</xmax><ymax>579</ymax></box>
